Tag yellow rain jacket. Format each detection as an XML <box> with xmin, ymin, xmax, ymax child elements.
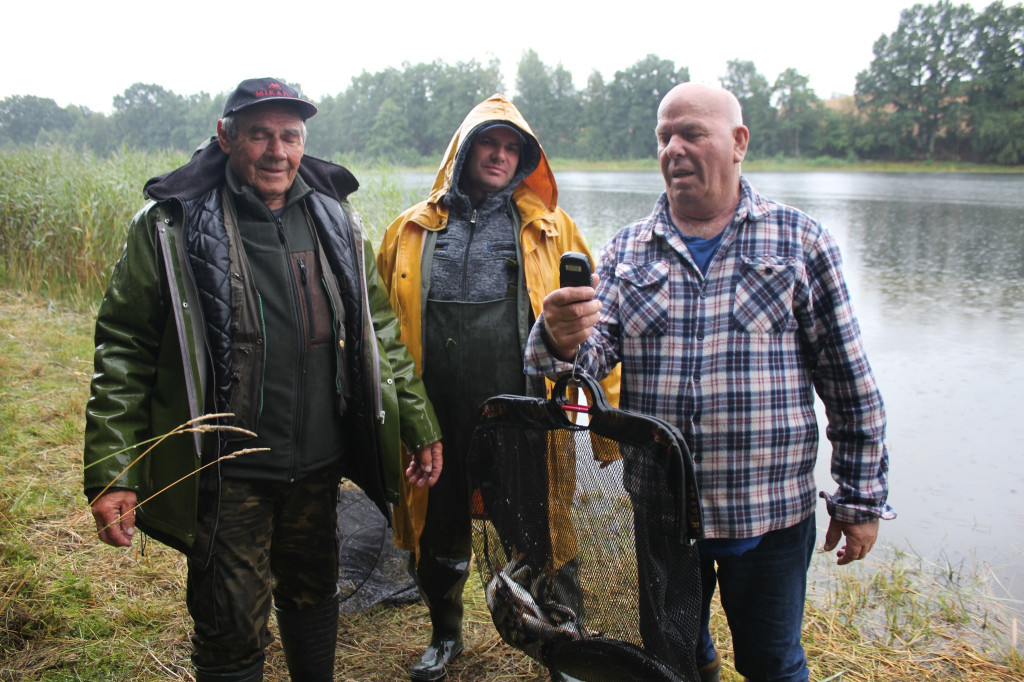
<box><xmin>376</xmin><ymin>94</ymin><xmax>620</xmax><ymax>561</ymax></box>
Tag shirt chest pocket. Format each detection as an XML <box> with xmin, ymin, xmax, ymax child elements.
<box><xmin>616</xmin><ymin>260</ymin><xmax>670</xmax><ymax>337</ymax></box>
<box><xmin>733</xmin><ymin>255</ymin><xmax>798</xmax><ymax>334</ymax></box>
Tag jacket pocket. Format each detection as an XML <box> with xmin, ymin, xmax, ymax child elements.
<box><xmin>616</xmin><ymin>260</ymin><xmax>670</xmax><ymax>337</ymax></box>
<box><xmin>291</xmin><ymin>250</ymin><xmax>334</xmax><ymax>349</ymax></box>
<box><xmin>733</xmin><ymin>255</ymin><xmax>798</xmax><ymax>334</ymax></box>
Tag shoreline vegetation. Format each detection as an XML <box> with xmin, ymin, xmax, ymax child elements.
<box><xmin>0</xmin><ymin>289</ymin><xmax>1021</xmax><ymax>680</ymax></box>
<box><xmin>1</xmin><ymin>147</ymin><xmax>1022</xmax><ymax>678</ymax></box>
<box><xmin>1</xmin><ymin>146</ymin><xmax>1022</xmax><ymax>306</ymax></box>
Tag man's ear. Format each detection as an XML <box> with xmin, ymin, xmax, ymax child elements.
<box><xmin>216</xmin><ymin>119</ymin><xmax>231</xmax><ymax>153</ymax></box>
<box><xmin>733</xmin><ymin>125</ymin><xmax>750</xmax><ymax>164</ymax></box>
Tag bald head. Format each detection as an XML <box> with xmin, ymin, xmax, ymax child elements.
<box><xmin>658</xmin><ymin>82</ymin><xmax>744</xmax><ymax>129</ymax></box>
<box><xmin>655</xmin><ymin>82</ymin><xmax>750</xmax><ymax>230</ymax></box>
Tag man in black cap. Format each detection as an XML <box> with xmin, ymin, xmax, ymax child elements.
<box><xmin>84</xmin><ymin>77</ymin><xmax>443</xmax><ymax>681</ymax></box>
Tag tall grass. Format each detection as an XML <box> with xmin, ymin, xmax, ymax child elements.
<box><xmin>0</xmin><ymin>147</ymin><xmax>187</xmax><ymax>303</ymax></box>
<box><xmin>345</xmin><ymin>165</ymin><xmax>427</xmax><ymax>245</ymax></box>
<box><xmin>0</xmin><ymin>147</ymin><xmax>423</xmax><ymax>306</ymax></box>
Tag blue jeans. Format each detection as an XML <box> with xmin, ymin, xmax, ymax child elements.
<box><xmin>697</xmin><ymin>514</ymin><xmax>816</xmax><ymax>682</ymax></box>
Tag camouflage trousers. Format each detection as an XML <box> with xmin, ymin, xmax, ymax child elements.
<box><xmin>186</xmin><ymin>472</ymin><xmax>341</xmax><ymax>672</ymax></box>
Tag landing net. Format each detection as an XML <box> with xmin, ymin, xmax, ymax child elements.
<box><xmin>468</xmin><ymin>372</ymin><xmax>704</xmax><ymax>682</ymax></box>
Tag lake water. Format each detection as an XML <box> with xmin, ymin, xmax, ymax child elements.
<box><xmin>400</xmin><ymin>170</ymin><xmax>1024</xmax><ymax>602</ymax></box>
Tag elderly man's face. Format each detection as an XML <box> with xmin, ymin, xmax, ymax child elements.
<box><xmin>655</xmin><ymin>86</ymin><xmax>748</xmax><ymax>222</ymax></box>
<box><xmin>218</xmin><ymin>103</ymin><xmax>305</xmax><ymax>211</ymax></box>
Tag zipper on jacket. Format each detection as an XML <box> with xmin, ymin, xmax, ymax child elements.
<box><xmin>460</xmin><ymin>210</ymin><xmax>478</xmax><ymax>301</ymax></box>
<box><xmin>297</xmin><ymin>258</ymin><xmax>316</xmax><ymax>340</ymax></box>
<box><xmin>275</xmin><ymin>213</ymin><xmax>305</xmax><ymax>483</ymax></box>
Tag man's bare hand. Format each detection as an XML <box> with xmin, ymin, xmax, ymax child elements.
<box><xmin>406</xmin><ymin>441</ymin><xmax>443</xmax><ymax>488</ymax></box>
<box><xmin>823</xmin><ymin>517</ymin><xmax>879</xmax><ymax>565</ymax></box>
<box><xmin>90</xmin><ymin>490</ymin><xmax>137</xmax><ymax>547</ymax></box>
<box><xmin>542</xmin><ymin>273</ymin><xmax>602</xmax><ymax>361</ymax></box>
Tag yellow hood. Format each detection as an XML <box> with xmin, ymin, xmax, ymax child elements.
<box><xmin>425</xmin><ymin>93</ymin><xmax>559</xmax><ymax>212</ymax></box>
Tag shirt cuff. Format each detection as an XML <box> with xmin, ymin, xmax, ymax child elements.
<box><xmin>524</xmin><ymin>315</ymin><xmax>575</xmax><ymax>377</ymax></box>
<box><xmin>820</xmin><ymin>490</ymin><xmax>897</xmax><ymax>523</ymax></box>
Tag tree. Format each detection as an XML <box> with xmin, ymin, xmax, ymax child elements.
<box><xmin>112</xmin><ymin>83</ymin><xmax>191</xmax><ymax>151</ymax></box>
<box><xmin>314</xmin><ymin>59</ymin><xmax>504</xmax><ymax>162</ymax></box>
<box><xmin>855</xmin><ymin>0</ymin><xmax>977</xmax><ymax>159</ymax></box>
<box><xmin>606</xmin><ymin>54</ymin><xmax>689</xmax><ymax>158</ymax></box>
<box><xmin>720</xmin><ymin>60</ymin><xmax>777</xmax><ymax>158</ymax></box>
<box><xmin>576</xmin><ymin>71</ymin><xmax>611</xmax><ymax>160</ymax></box>
<box><xmin>967</xmin><ymin>1</ymin><xmax>1024</xmax><ymax>163</ymax></box>
<box><xmin>0</xmin><ymin>95</ymin><xmax>74</xmax><ymax>146</ymax></box>
<box><xmin>411</xmin><ymin>58</ymin><xmax>504</xmax><ymax>158</ymax></box>
<box><xmin>772</xmin><ymin>68</ymin><xmax>820</xmax><ymax>157</ymax></box>
<box><xmin>514</xmin><ymin>50</ymin><xmax>581</xmax><ymax>157</ymax></box>
<box><xmin>366</xmin><ymin>98</ymin><xmax>418</xmax><ymax>165</ymax></box>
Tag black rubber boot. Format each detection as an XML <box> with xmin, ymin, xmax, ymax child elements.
<box><xmin>410</xmin><ymin>635</ymin><xmax>464</xmax><ymax>682</ymax></box>
<box><xmin>410</xmin><ymin>555</ymin><xmax>469</xmax><ymax>681</ymax></box>
<box><xmin>194</xmin><ymin>658</ymin><xmax>264</xmax><ymax>682</ymax></box>
<box><xmin>274</xmin><ymin>596</ymin><xmax>339</xmax><ymax>682</ymax></box>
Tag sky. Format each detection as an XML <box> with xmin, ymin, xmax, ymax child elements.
<box><xmin>4</xmin><ymin>0</ymin><xmax>999</xmax><ymax>114</ymax></box>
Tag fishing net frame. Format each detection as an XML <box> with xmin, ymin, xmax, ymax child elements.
<box><xmin>468</xmin><ymin>371</ymin><xmax>704</xmax><ymax>682</ymax></box>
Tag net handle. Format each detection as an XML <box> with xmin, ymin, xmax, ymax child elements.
<box><xmin>552</xmin><ymin>370</ymin><xmax>613</xmax><ymax>415</ymax></box>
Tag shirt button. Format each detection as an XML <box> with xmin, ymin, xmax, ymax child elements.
<box><xmin>696</xmin><ymin>332</ymin><xmax>705</xmax><ymax>341</ymax></box>
<box><xmin>694</xmin><ymin>373</ymin><xmax>701</xmax><ymax>382</ymax></box>
<box><xmin>700</xmin><ymin>291</ymin><xmax>708</xmax><ymax>299</ymax></box>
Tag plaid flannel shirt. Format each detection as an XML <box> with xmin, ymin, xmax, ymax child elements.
<box><xmin>525</xmin><ymin>178</ymin><xmax>894</xmax><ymax>539</ymax></box>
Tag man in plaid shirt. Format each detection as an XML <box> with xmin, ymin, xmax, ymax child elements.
<box><xmin>525</xmin><ymin>82</ymin><xmax>894</xmax><ymax>682</ymax></box>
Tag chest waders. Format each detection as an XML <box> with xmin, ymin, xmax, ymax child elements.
<box><xmin>409</xmin><ymin>295</ymin><xmax>524</xmax><ymax>681</ymax></box>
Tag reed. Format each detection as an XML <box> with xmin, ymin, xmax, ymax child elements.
<box><xmin>0</xmin><ymin>148</ymin><xmax>423</xmax><ymax>306</ymax></box>
<box><xmin>0</xmin><ymin>147</ymin><xmax>186</xmax><ymax>303</ymax></box>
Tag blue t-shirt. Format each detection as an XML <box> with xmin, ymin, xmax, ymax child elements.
<box><xmin>667</xmin><ymin>209</ymin><xmax>724</xmax><ymax>276</ymax></box>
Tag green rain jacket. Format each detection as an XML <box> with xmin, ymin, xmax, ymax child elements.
<box><xmin>83</xmin><ymin>144</ymin><xmax>441</xmax><ymax>562</ymax></box>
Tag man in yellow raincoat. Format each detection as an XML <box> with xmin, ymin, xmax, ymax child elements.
<box><xmin>377</xmin><ymin>94</ymin><xmax>619</xmax><ymax>681</ymax></box>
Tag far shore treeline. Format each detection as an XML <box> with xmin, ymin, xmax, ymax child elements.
<box><xmin>3</xmin><ymin>1</ymin><xmax>1024</xmax><ymax>165</ymax></box>
<box><xmin>2</xmin><ymin>0</ymin><xmax>1024</xmax><ymax>304</ymax></box>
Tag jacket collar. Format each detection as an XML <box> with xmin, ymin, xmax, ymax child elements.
<box><xmin>144</xmin><ymin>136</ymin><xmax>359</xmax><ymax>205</ymax></box>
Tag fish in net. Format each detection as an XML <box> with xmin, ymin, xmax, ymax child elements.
<box><xmin>468</xmin><ymin>371</ymin><xmax>704</xmax><ymax>681</ymax></box>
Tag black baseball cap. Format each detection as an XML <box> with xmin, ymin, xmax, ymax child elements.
<box><xmin>475</xmin><ymin>121</ymin><xmax>526</xmax><ymax>146</ymax></box>
<box><xmin>222</xmin><ymin>77</ymin><xmax>318</xmax><ymax>120</ymax></box>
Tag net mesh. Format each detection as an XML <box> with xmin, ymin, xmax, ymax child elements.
<box><xmin>334</xmin><ymin>483</ymin><xmax>418</xmax><ymax>614</ymax></box>
<box><xmin>468</xmin><ymin>373</ymin><xmax>704</xmax><ymax>682</ymax></box>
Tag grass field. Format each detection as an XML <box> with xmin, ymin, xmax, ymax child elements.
<box><xmin>1</xmin><ymin>290</ymin><xmax>1021</xmax><ymax>680</ymax></box>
